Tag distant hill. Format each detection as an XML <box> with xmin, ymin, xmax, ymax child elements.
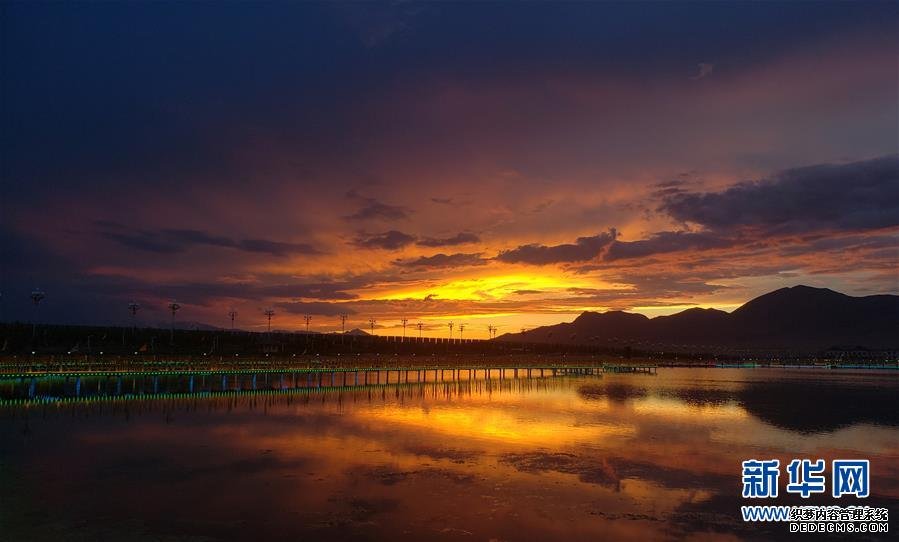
<box><xmin>158</xmin><ymin>320</ymin><xmax>223</xmax><ymax>332</ymax></box>
<box><xmin>497</xmin><ymin>286</ymin><xmax>899</xmax><ymax>351</ymax></box>
<box><xmin>345</xmin><ymin>328</ymin><xmax>370</xmax><ymax>336</ymax></box>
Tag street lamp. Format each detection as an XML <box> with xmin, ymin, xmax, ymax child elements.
<box><xmin>264</xmin><ymin>308</ymin><xmax>275</xmax><ymax>333</ymax></box>
<box><xmin>128</xmin><ymin>302</ymin><xmax>140</xmax><ymax>328</ymax></box>
<box><xmin>167</xmin><ymin>301</ymin><xmax>181</xmax><ymax>344</ymax></box>
<box><xmin>339</xmin><ymin>313</ymin><xmax>348</xmax><ymax>345</ymax></box>
<box><xmin>30</xmin><ymin>288</ymin><xmax>45</xmax><ymax>339</ymax></box>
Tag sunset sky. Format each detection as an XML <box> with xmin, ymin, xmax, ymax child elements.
<box><xmin>2</xmin><ymin>1</ymin><xmax>897</xmax><ymax>337</ymax></box>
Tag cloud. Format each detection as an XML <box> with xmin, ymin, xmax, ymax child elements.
<box><xmin>416</xmin><ymin>232</ymin><xmax>481</xmax><ymax>247</ymax></box>
<box><xmin>83</xmin><ymin>277</ymin><xmax>366</xmax><ymax>307</ymax></box>
<box><xmin>659</xmin><ymin>154</ymin><xmax>899</xmax><ymax>235</ymax></box>
<box><xmin>352</xmin><ymin>230</ymin><xmax>417</xmax><ymax>250</ymax></box>
<box><xmin>351</xmin><ymin>230</ymin><xmax>479</xmax><ymax>251</ymax></box>
<box><xmin>237</xmin><ymin>239</ymin><xmax>319</xmax><ymax>257</ymax></box>
<box><xmin>650</xmin><ymin>177</ymin><xmax>696</xmax><ymax>199</ymax></box>
<box><xmin>274</xmin><ymin>301</ymin><xmax>356</xmax><ymax>317</ymax></box>
<box><xmin>333</xmin><ymin>2</ymin><xmax>429</xmax><ymax>48</ymax></box>
<box><xmin>430</xmin><ymin>197</ymin><xmax>473</xmax><ymax>206</ymax></box>
<box><xmin>394</xmin><ymin>252</ymin><xmax>487</xmax><ymax>269</ymax></box>
<box><xmin>530</xmin><ymin>200</ymin><xmax>555</xmax><ymax>214</ymax></box>
<box><xmin>577</xmin><ymin>155</ymin><xmax>899</xmax><ymax>265</ymax></box>
<box><xmin>99</xmin><ymin>229</ymin><xmax>185</xmax><ymax>254</ymax></box>
<box><xmin>777</xmin><ymin>233</ymin><xmax>899</xmax><ymax>258</ymax></box>
<box><xmin>255</xmin><ymin>281</ymin><xmax>362</xmax><ymax>301</ymax></box>
<box><xmin>95</xmin><ymin>223</ymin><xmax>320</xmax><ymax>257</ymax></box>
<box><xmin>344</xmin><ymin>190</ymin><xmax>411</xmax><ymax>221</ymax></box>
<box><xmin>162</xmin><ymin>229</ymin><xmax>235</xmax><ymax>247</ymax></box>
<box><xmin>690</xmin><ymin>62</ymin><xmax>715</xmax><ymax>80</ymax></box>
<box><xmin>566</xmin><ymin>278</ymin><xmax>728</xmax><ymax>304</ymax></box>
<box><xmin>605</xmin><ymin>231</ymin><xmax>735</xmax><ymax>261</ymax></box>
<box><xmin>496</xmin><ymin>228</ymin><xmax>618</xmax><ymax>265</ymax></box>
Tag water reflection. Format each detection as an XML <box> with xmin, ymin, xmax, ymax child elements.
<box><xmin>1</xmin><ymin>368</ymin><xmax>896</xmax><ymax>541</ymax></box>
<box><xmin>576</xmin><ymin>369</ymin><xmax>899</xmax><ymax>433</ymax></box>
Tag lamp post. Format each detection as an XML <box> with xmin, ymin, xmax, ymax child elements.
<box><xmin>30</xmin><ymin>289</ymin><xmax>45</xmax><ymax>339</ymax></box>
<box><xmin>339</xmin><ymin>313</ymin><xmax>348</xmax><ymax>345</ymax></box>
<box><xmin>126</xmin><ymin>302</ymin><xmax>140</xmax><ymax>346</ymax></box>
<box><xmin>264</xmin><ymin>308</ymin><xmax>275</xmax><ymax>333</ymax></box>
<box><xmin>167</xmin><ymin>301</ymin><xmax>181</xmax><ymax>344</ymax></box>
<box><xmin>128</xmin><ymin>302</ymin><xmax>140</xmax><ymax>329</ymax></box>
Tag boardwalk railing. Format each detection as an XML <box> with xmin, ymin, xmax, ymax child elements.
<box><xmin>0</xmin><ymin>364</ymin><xmax>613</xmax><ymax>381</ymax></box>
<box><xmin>0</xmin><ymin>364</ymin><xmax>640</xmax><ymax>405</ymax></box>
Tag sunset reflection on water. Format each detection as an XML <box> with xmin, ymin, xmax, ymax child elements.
<box><xmin>1</xmin><ymin>368</ymin><xmax>897</xmax><ymax>541</ymax></box>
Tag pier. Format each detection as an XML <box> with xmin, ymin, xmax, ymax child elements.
<box><xmin>0</xmin><ymin>364</ymin><xmax>661</xmax><ymax>405</ymax></box>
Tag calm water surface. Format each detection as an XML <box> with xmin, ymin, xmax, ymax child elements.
<box><xmin>1</xmin><ymin>368</ymin><xmax>897</xmax><ymax>541</ymax></box>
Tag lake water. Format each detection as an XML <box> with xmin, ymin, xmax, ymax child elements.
<box><xmin>1</xmin><ymin>367</ymin><xmax>896</xmax><ymax>541</ymax></box>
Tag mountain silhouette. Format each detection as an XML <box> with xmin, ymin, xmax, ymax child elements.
<box><xmin>498</xmin><ymin>285</ymin><xmax>899</xmax><ymax>350</ymax></box>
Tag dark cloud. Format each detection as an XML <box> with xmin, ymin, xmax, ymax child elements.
<box><xmin>650</xmin><ymin>179</ymin><xmax>692</xmax><ymax>199</ymax></box>
<box><xmin>95</xmin><ymin>222</ymin><xmax>320</xmax><ymax>257</ymax></box>
<box><xmin>163</xmin><ymin>229</ymin><xmax>234</xmax><ymax>248</ymax></box>
<box><xmin>99</xmin><ymin>230</ymin><xmax>185</xmax><ymax>254</ymax></box>
<box><xmin>590</xmin><ymin>155</ymin><xmax>899</xmax><ymax>264</ymax></box>
<box><xmin>616</xmin><ymin>275</ymin><xmax>729</xmax><ymax>298</ymax></box>
<box><xmin>274</xmin><ymin>301</ymin><xmax>356</xmax><ymax>317</ymax></box>
<box><xmin>237</xmin><ymin>239</ymin><xmax>319</xmax><ymax>257</ymax></box>
<box><xmin>567</xmin><ymin>287</ymin><xmax>609</xmax><ymax>297</ymax></box>
<box><xmin>530</xmin><ymin>200</ymin><xmax>555</xmax><ymax>214</ymax></box>
<box><xmin>689</xmin><ymin>62</ymin><xmax>715</xmax><ymax>80</ymax></box>
<box><xmin>496</xmin><ymin>228</ymin><xmax>618</xmax><ymax>265</ymax></box>
<box><xmin>562</xmin><ymin>279</ymin><xmax>727</xmax><ymax>306</ymax></box>
<box><xmin>605</xmin><ymin>231</ymin><xmax>735</xmax><ymax>261</ymax></box>
<box><xmin>84</xmin><ymin>278</ymin><xmax>364</xmax><ymax>307</ymax></box>
<box><xmin>416</xmin><ymin>232</ymin><xmax>481</xmax><ymax>247</ymax></box>
<box><xmin>333</xmin><ymin>1</ymin><xmax>429</xmax><ymax>48</ymax></box>
<box><xmin>430</xmin><ymin>197</ymin><xmax>472</xmax><ymax>206</ymax></box>
<box><xmin>352</xmin><ymin>230</ymin><xmax>417</xmax><ymax>250</ymax></box>
<box><xmin>255</xmin><ymin>281</ymin><xmax>362</xmax><ymax>301</ymax></box>
<box><xmin>344</xmin><ymin>190</ymin><xmax>411</xmax><ymax>221</ymax></box>
<box><xmin>660</xmin><ymin>155</ymin><xmax>899</xmax><ymax>235</ymax></box>
<box><xmin>394</xmin><ymin>252</ymin><xmax>487</xmax><ymax>269</ymax></box>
